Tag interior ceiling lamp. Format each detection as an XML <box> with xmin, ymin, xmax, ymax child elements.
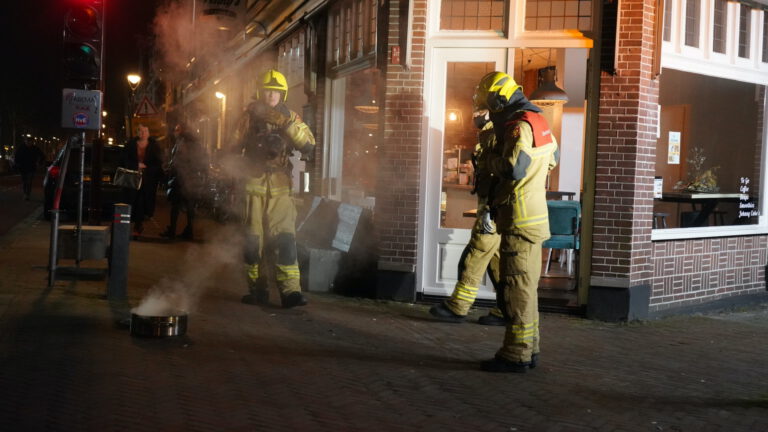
<box><xmin>355</xmin><ymin>98</ymin><xmax>378</xmax><ymax>114</ymax></box>
<box><xmin>529</xmin><ymin>66</ymin><xmax>569</xmax><ymax>107</ymax></box>
<box><xmin>446</xmin><ymin>109</ymin><xmax>463</xmax><ymax>125</ymax></box>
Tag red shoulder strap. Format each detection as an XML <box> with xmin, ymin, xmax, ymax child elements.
<box><xmin>505</xmin><ymin>112</ymin><xmax>553</xmax><ymax>148</ymax></box>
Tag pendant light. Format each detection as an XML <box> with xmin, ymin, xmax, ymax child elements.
<box><xmin>529</xmin><ymin>66</ymin><xmax>569</xmax><ymax>106</ymax></box>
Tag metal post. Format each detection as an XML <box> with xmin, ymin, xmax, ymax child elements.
<box><xmin>76</xmin><ymin>131</ymin><xmax>86</xmax><ymax>264</ymax></box>
<box><xmin>48</xmin><ymin>209</ymin><xmax>61</xmax><ymax>288</ymax></box>
<box><xmin>107</xmin><ymin>203</ymin><xmax>131</xmax><ymax>300</ymax></box>
<box><xmin>48</xmin><ymin>138</ymin><xmax>73</xmax><ymax>287</ymax></box>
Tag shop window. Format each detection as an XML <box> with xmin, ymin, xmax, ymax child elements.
<box><xmin>327</xmin><ymin>0</ymin><xmax>378</xmax><ymax>70</ymax></box>
<box><xmin>277</xmin><ymin>30</ymin><xmax>305</xmax><ymax>87</ymax></box>
<box><xmin>653</xmin><ymin>69</ymin><xmax>765</xmax><ymax>230</ymax></box>
<box><xmin>340</xmin><ymin>68</ymin><xmax>380</xmax><ymax>207</ymax></box>
<box><xmin>440</xmin><ymin>0</ymin><xmax>506</xmax><ymax>31</ymax></box>
<box><xmin>524</xmin><ymin>0</ymin><xmax>591</xmax><ymax>32</ymax></box>
<box><xmin>712</xmin><ymin>0</ymin><xmax>727</xmax><ymax>54</ymax></box>
<box><xmin>663</xmin><ymin>0</ymin><xmax>672</xmax><ymax>42</ymax></box>
<box><xmin>738</xmin><ymin>4</ymin><xmax>751</xmax><ymax>59</ymax></box>
<box><xmin>440</xmin><ymin>61</ymin><xmax>496</xmax><ymax>229</ymax></box>
<box><xmin>684</xmin><ymin>0</ymin><xmax>699</xmax><ymax>47</ymax></box>
<box><xmin>763</xmin><ymin>12</ymin><xmax>768</xmax><ymax>63</ymax></box>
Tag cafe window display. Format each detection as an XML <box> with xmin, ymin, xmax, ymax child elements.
<box><xmin>340</xmin><ymin>68</ymin><xmax>380</xmax><ymax>207</ymax></box>
<box><xmin>653</xmin><ymin>69</ymin><xmax>765</xmax><ymax>230</ymax></box>
<box><xmin>440</xmin><ymin>61</ymin><xmax>496</xmax><ymax>229</ymax></box>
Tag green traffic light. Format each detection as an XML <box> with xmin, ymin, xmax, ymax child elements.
<box><xmin>79</xmin><ymin>44</ymin><xmax>94</xmax><ymax>55</ymax></box>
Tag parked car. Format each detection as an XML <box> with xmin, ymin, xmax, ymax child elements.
<box><xmin>43</xmin><ymin>144</ymin><xmax>127</xmax><ymax>220</ymax></box>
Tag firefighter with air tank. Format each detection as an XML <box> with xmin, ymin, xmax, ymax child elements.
<box><xmin>472</xmin><ymin>71</ymin><xmax>559</xmax><ymax>373</ymax></box>
<box><xmin>235</xmin><ymin>69</ymin><xmax>316</xmax><ymax>308</ymax></box>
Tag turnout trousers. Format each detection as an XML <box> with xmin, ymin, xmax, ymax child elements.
<box><xmin>445</xmin><ymin>222</ymin><xmax>503</xmax><ymax>317</ymax></box>
<box><xmin>496</xmin><ymin>233</ymin><xmax>542</xmax><ymax>363</ymax></box>
<box><xmin>244</xmin><ymin>173</ymin><xmax>301</xmax><ymax>296</ymax></box>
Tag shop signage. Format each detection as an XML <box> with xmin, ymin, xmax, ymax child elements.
<box><xmin>61</xmin><ymin>89</ymin><xmax>102</xmax><ymax>130</ymax></box>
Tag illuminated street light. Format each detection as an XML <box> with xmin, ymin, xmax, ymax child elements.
<box><xmin>215</xmin><ymin>91</ymin><xmax>226</xmax><ymax>150</ymax></box>
<box><xmin>126</xmin><ymin>74</ymin><xmax>141</xmax><ymax>91</ymax></box>
<box><xmin>126</xmin><ymin>74</ymin><xmax>142</xmax><ymax>137</ymax></box>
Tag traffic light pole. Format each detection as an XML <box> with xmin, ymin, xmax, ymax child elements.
<box><xmin>76</xmin><ymin>130</ymin><xmax>86</xmax><ymax>264</ymax></box>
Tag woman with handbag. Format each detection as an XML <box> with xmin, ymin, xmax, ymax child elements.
<box><xmin>120</xmin><ymin>124</ymin><xmax>163</xmax><ymax>238</ymax></box>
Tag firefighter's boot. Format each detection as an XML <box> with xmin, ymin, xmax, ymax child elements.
<box><xmin>281</xmin><ymin>292</ymin><xmax>307</xmax><ymax>308</ymax></box>
<box><xmin>429</xmin><ymin>302</ymin><xmax>466</xmax><ymax>323</ymax></box>
<box><xmin>478</xmin><ymin>307</ymin><xmax>507</xmax><ymax>326</ymax></box>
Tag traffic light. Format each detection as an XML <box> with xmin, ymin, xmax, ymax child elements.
<box><xmin>63</xmin><ymin>0</ymin><xmax>104</xmax><ymax>86</ymax></box>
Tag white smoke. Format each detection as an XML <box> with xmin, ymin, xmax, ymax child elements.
<box><xmin>132</xmin><ymin>224</ymin><xmax>246</xmax><ymax>316</ymax></box>
<box><xmin>153</xmin><ymin>0</ymin><xmax>234</xmax><ymax>80</ymax></box>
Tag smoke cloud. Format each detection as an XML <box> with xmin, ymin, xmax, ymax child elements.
<box><xmin>132</xmin><ymin>224</ymin><xmax>246</xmax><ymax>316</ymax></box>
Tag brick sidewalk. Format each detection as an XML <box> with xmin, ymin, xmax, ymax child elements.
<box><xmin>1</xmin><ymin>211</ymin><xmax>767</xmax><ymax>431</ymax></box>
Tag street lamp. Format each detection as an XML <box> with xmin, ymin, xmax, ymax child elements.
<box><xmin>126</xmin><ymin>74</ymin><xmax>142</xmax><ymax>137</ymax></box>
<box><xmin>215</xmin><ymin>91</ymin><xmax>226</xmax><ymax>151</ymax></box>
<box><xmin>127</xmin><ymin>74</ymin><xmax>141</xmax><ymax>91</ymax></box>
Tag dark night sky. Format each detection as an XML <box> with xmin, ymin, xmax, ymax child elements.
<box><xmin>0</xmin><ymin>0</ymin><xmax>158</xmax><ymax>139</ymax></box>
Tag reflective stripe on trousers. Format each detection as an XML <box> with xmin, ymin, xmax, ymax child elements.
<box><xmin>496</xmin><ymin>234</ymin><xmax>541</xmax><ymax>363</ymax></box>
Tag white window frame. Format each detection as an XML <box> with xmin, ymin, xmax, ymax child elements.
<box><xmin>426</xmin><ymin>0</ymin><xmax>593</xmax><ymax>48</ymax></box>
<box><xmin>652</xmin><ymin>1</ymin><xmax>768</xmax><ymax>240</ymax></box>
<box><xmin>662</xmin><ymin>0</ymin><xmax>768</xmax><ymax>84</ymax></box>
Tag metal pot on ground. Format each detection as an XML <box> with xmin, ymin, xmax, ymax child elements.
<box><xmin>130</xmin><ymin>311</ymin><xmax>188</xmax><ymax>337</ymax></box>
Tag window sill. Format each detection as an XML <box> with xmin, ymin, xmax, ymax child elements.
<box><xmin>651</xmin><ymin>224</ymin><xmax>768</xmax><ymax>241</ymax></box>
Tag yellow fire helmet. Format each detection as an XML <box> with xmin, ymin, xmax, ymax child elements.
<box><xmin>258</xmin><ymin>69</ymin><xmax>288</xmax><ymax>102</ymax></box>
<box><xmin>473</xmin><ymin>71</ymin><xmax>521</xmax><ymax>112</ymax></box>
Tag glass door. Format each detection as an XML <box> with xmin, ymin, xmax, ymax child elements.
<box><xmin>420</xmin><ymin>47</ymin><xmax>507</xmax><ymax>297</ymax></box>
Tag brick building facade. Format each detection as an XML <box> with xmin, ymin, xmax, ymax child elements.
<box><xmin>168</xmin><ymin>0</ymin><xmax>768</xmax><ymax>321</ymax></box>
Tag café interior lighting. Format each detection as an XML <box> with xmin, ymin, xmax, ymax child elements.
<box><xmin>446</xmin><ymin>109</ymin><xmax>462</xmax><ymax>125</ymax></box>
<box><xmin>529</xmin><ymin>66</ymin><xmax>569</xmax><ymax>106</ymax></box>
<box><xmin>355</xmin><ymin>99</ymin><xmax>379</xmax><ymax>114</ymax></box>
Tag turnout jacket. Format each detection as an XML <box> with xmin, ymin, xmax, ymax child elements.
<box><xmin>487</xmin><ymin>110</ymin><xmax>559</xmax><ymax>242</ymax></box>
<box><xmin>234</xmin><ymin>101</ymin><xmax>316</xmax><ymax>196</ymax></box>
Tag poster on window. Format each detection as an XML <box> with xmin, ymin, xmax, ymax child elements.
<box><xmin>667</xmin><ymin>131</ymin><xmax>681</xmax><ymax>164</ymax></box>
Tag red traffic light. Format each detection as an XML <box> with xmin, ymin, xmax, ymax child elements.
<box><xmin>66</xmin><ymin>5</ymin><xmax>100</xmax><ymax>39</ymax></box>
<box><xmin>62</xmin><ymin>0</ymin><xmax>103</xmax><ymax>84</ymax></box>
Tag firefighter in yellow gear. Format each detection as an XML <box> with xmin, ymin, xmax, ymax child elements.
<box><xmin>429</xmin><ymin>110</ymin><xmax>506</xmax><ymax>325</ymax></box>
<box><xmin>473</xmin><ymin>71</ymin><xmax>559</xmax><ymax>373</ymax></box>
<box><xmin>235</xmin><ymin>69</ymin><xmax>316</xmax><ymax>308</ymax></box>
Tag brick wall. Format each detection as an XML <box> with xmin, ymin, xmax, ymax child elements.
<box><xmin>596</xmin><ymin>1</ymin><xmax>768</xmax><ymax>312</ymax></box>
<box><xmin>650</xmin><ymin>236</ymin><xmax>768</xmax><ymax>311</ymax></box>
<box><xmin>592</xmin><ymin>0</ymin><xmax>659</xmax><ymax>286</ymax></box>
<box><xmin>375</xmin><ymin>0</ymin><xmax>426</xmax><ymax>269</ymax></box>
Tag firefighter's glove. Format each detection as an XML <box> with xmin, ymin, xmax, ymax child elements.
<box><xmin>480</xmin><ymin>208</ymin><xmax>496</xmax><ymax>234</ymax></box>
<box><xmin>252</xmin><ymin>104</ymin><xmax>289</xmax><ymax>127</ymax></box>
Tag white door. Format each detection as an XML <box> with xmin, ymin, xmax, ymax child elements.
<box><xmin>420</xmin><ymin>48</ymin><xmax>508</xmax><ymax>298</ymax></box>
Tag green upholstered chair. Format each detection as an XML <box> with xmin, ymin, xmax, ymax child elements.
<box><xmin>542</xmin><ymin>200</ymin><xmax>581</xmax><ymax>275</ymax></box>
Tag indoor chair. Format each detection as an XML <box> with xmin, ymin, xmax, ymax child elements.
<box><xmin>542</xmin><ymin>200</ymin><xmax>581</xmax><ymax>276</ymax></box>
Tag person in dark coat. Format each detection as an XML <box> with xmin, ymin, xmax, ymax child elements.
<box><xmin>160</xmin><ymin>122</ymin><xmax>207</xmax><ymax>240</ymax></box>
<box><xmin>14</xmin><ymin>138</ymin><xmax>45</xmax><ymax>200</ymax></box>
<box><xmin>120</xmin><ymin>124</ymin><xmax>163</xmax><ymax>237</ymax></box>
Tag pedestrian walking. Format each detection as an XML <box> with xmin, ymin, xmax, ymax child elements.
<box><xmin>14</xmin><ymin>137</ymin><xmax>44</xmax><ymax>200</ymax></box>
<box><xmin>120</xmin><ymin>124</ymin><xmax>163</xmax><ymax>238</ymax></box>
<box><xmin>429</xmin><ymin>110</ymin><xmax>507</xmax><ymax>326</ymax></box>
<box><xmin>234</xmin><ymin>69</ymin><xmax>316</xmax><ymax>308</ymax></box>
<box><xmin>161</xmin><ymin>122</ymin><xmax>207</xmax><ymax>241</ymax></box>
<box><xmin>472</xmin><ymin>71</ymin><xmax>559</xmax><ymax>373</ymax></box>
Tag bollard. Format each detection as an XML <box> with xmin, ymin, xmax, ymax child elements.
<box><xmin>107</xmin><ymin>203</ymin><xmax>131</xmax><ymax>300</ymax></box>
